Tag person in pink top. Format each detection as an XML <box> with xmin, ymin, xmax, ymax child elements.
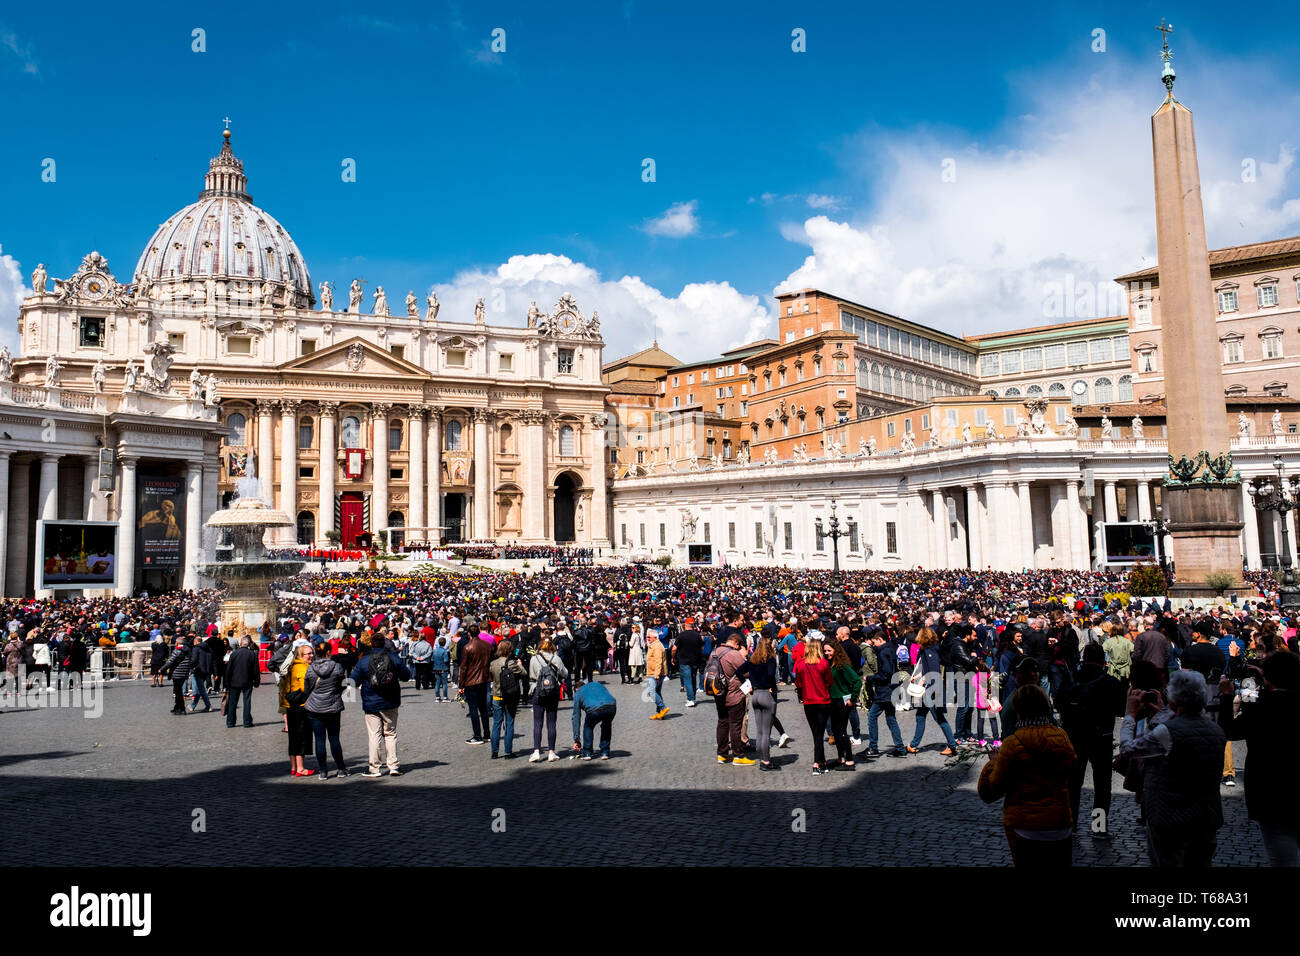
<box><xmin>793</xmin><ymin>630</ymin><xmax>833</xmax><ymax>775</ymax></box>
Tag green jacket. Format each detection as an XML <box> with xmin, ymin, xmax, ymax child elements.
<box><xmin>829</xmin><ymin>662</ymin><xmax>863</xmax><ymax>702</ymax></box>
<box><xmin>1102</xmin><ymin>635</ymin><xmax>1132</xmax><ymax>679</ymax></box>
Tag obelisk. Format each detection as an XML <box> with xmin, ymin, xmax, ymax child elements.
<box><xmin>1149</xmin><ymin>21</ymin><xmax>1243</xmax><ymax>594</ymax></box>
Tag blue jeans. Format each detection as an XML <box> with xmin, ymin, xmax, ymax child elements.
<box><xmin>678</xmin><ymin>665</ymin><xmax>696</xmax><ymax>703</ymax></box>
<box><xmin>909</xmin><ymin>705</ymin><xmax>958</xmax><ymax>749</ymax></box>
<box><xmin>433</xmin><ymin>670</ymin><xmax>449</xmax><ymax>698</ymax></box>
<box><xmin>490</xmin><ymin>696</ymin><xmax>518</xmax><ymax>755</ymax></box>
<box><xmin>189</xmin><ymin>674</ymin><xmax>211</xmax><ymax>710</ymax></box>
<box><xmin>225</xmin><ymin>686</ymin><xmax>253</xmax><ymax>727</ymax></box>
<box><xmin>580</xmin><ymin>704</ymin><xmax>616</xmax><ymax>757</ymax></box>
<box><xmin>867</xmin><ymin>701</ymin><xmax>904</xmax><ymax>749</ymax></box>
<box><xmin>647</xmin><ymin>676</ymin><xmax>665</xmax><ymax>712</ymax></box>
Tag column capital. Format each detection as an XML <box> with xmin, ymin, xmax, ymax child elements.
<box><xmin>255</xmin><ymin>399</ymin><xmax>278</xmax><ymax>415</ymax></box>
<box><xmin>279</xmin><ymin>399</ymin><xmax>301</xmax><ymax>415</ymax></box>
<box><xmin>425</xmin><ymin>404</ymin><xmax>444</xmax><ymax>423</ymax></box>
<box><xmin>409</xmin><ymin>404</ymin><xmax>429</xmax><ymax>421</ymax></box>
<box><xmin>40</xmin><ymin>451</ymin><xmax>60</xmax><ymax>463</ymax></box>
<box><xmin>471</xmin><ymin>407</ymin><xmax>491</xmax><ymax>424</ymax></box>
<box><xmin>370</xmin><ymin>403</ymin><xmax>393</xmax><ymax>422</ymax></box>
<box><xmin>318</xmin><ymin>401</ymin><xmax>340</xmax><ymax>417</ymax></box>
<box><xmin>590</xmin><ymin>412</ymin><xmax>609</xmax><ymax>429</ymax></box>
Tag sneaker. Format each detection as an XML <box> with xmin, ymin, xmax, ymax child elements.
<box><xmin>685</xmin><ymin>700</ymin><xmax>696</xmax><ymax>708</ymax></box>
<box><xmin>648</xmin><ymin>712</ymin><xmax>662</xmax><ymax>720</ymax></box>
<box><xmin>361</xmin><ymin>770</ymin><xmax>383</xmax><ymax>778</ymax></box>
<box><xmin>528</xmin><ymin>751</ymin><xmax>542</xmax><ymax>763</ymax></box>
<box><xmin>811</xmin><ymin>765</ymin><xmax>826</xmax><ymax>776</ymax></box>
<box><xmin>336</xmin><ymin>768</ymin><xmax>350</xmax><ymax>777</ymax></box>
<box><xmin>656</xmin><ymin>707</ymin><xmax>669</xmax><ymax>719</ymax></box>
<box><xmin>865</xmin><ymin>747</ymin><xmax>881</xmax><ymax>758</ymax></box>
<box><xmin>578</xmin><ymin>753</ymin><xmax>594</xmax><ymax>760</ymax></box>
<box><xmin>599</xmin><ymin>754</ymin><xmax>610</xmax><ymax>761</ymax></box>
<box><xmin>546</xmin><ymin>751</ymin><xmax>560</xmax><ymax>762</ymax></box>
<box><xmin>885</xmin><ymin>748</ymin><xmax>907</xmax><ymax>758</ymax></box>
<box><xmin>1223</xmin><ymin>778</ymin><xmax>1236</xmax><ymax>788</ymax></box>
<box><xmin>317</xmin><ymin>771</ymin><xmax>330</xmax><ymax>781</ymax></box>
<box><xmin>466</xmin><ymin>737</ymin><xmax>484</xmax><ymax>746</ymax></box>
<box><xmin>388</xmin><ymin>769</ymin><xmax>401</xmax><ymax>776</ymax></box>
<box><xmin>717</xmin><ymin>755</ymin><xmax>732</xmax><ymax>764</ymax></box>
<box><xmin>850</xmin><ymin>737</ymin><xmax>863</xmax><ymax>747</ymax></box>
<box><xmin>777</xmin><ymin>733</ymin><xmax>791</xmax><ymax>748</ymax></box>
<box><xmin>490</xmin><ymin>753</ymin><xmax>500</xmax><ymax>759</ymax></box>
<box><xmin>732</xmin><ymin>757</ymin><xmax>757</xmax><ymax>766</ymax></box>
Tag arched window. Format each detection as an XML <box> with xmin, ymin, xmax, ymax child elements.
<box><xmin>857</xmin><ymin>360</ymin><xmax>869</xmax><ymax>389</ymax></box>
<box><xmin>446</xmin><ymin>419</ymin><xmax>464</xmax><ymax>451</ymax></box>
<box><xmin>298</xmin><ymin>418</ymin><xmax>314</xmax><ymax>450</ymax></box>
<box><xmin>226</xmin><ymin>412</ymin><xmax>247</xmax><ymax>445</ymax></box>
<box><xmin>559</xmin><ymin>424</ymin><xmax>576</xmax><ymax>456</ymax></box>
<box><xmin>1094</xmin><ymin>377</ymin><xmax>1113</xmax><ymax>404</ymax></box>
<box><xmin>388</xmin><ymin>422</ymin><xmax>403</xmax><ymax>452</ymax></box>
<box><xmin>1027</xmin><ymin>384</ymin><xmax>1043</xmax><ymax>396</ymax></box>
<box><xmin>499</xmin><ymin>423</ymin><xmax>514</xmax><ymax>454</ymax></box>
<box><xmin>985</xmin><ymin>390</ymin><xmax>999</xmax><ymax>398</ymax></box>
<box><xmin>341</xmin><ymin>415</ymin><xmax>361</xmax><ymax>447</ymax></box>
<box><xmin>1117</xmin><ymin>375</ymin><xmax>1133</xmax><ymax>402</ymax></box>
<box><xmin>870</xmin><ymin>363</ymin><xmax>880</xmax><ymax>392</ymax></box>
<box><xmin>296</xmin><ymin>511</ymin><xmax>315</xmax><ymax>546</ymax></box>
<box><xmin>1048</xmin><ymin>382</ymin><xmax>1066</xmax><ymax>396</ymax></box>
<box><xmin>1005</xmin><ymin>387</ymin><xmax>1021</xmax><ymax>397</ymax></box>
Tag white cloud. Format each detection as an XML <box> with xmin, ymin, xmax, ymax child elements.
<box><xmin>805</xmin><ymin>193</ymin><xmax>843</xmax><ymax>210</ymax></box>
<box><xmin>0</xmin><ymin>245</ymin><xmax>28</xmax><ymax>352</ymax></box>
<box><xmin>428</xmin><ymin>252</ymin><xmax>770</xmax><ymax>363</ymax></box>
<box><xmin>775</xmin><ymin>67</ymin><xmax>1300</xmax><ymax>335</ymax></box>
<box><xmin>642</xmin><ymin>200</ymin><xmax>700</xmax><ymax>238</ymax></box>
<box><xmin>1</xmin><ymin>26</ymin><xmax>38</xmax><ymax>75</ymax></box>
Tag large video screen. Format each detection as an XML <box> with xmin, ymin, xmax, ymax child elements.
<box><xmin>687</xmin><ymin>544</ymin><xmax>713</xmax><ymax>566</ymax></box>
<box><xmin>38</xmin><ymin>521</ymin><xmax>119</xmax><ymax>590</ymax></box>
<box><xmin>1103</xmin><ymin>522</ymin><xmax>1159</xmax><ymax>565</ymax></box>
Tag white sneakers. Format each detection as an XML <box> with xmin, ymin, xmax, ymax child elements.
<box><xmin>778</xmin><ymin>733</ymin><xmax>791</xmax><ymax>748</ymax></box>
<box><xmin>547</xmin><ymin>751</ymin><xmax>560</xmax><ymax>761</ymax></box>
<box><xmin>528</xmin><ymin>751</ymin><xmax>542</xmax><ymax>763</ymax></box>
<box><xmin>685</xmin><ymin>700</ymin><xmax>696</xmax><ymax>708</ymax></box>
<box><xmin>850</xmin><ymin>737</ymin><xmax>863</xmax><ymax>747</ymax></box>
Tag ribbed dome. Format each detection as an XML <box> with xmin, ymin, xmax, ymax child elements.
<box><xmin>133</xmin><ymin>131</ymin><xmax>314</xmax><ymax>304</ymax></box>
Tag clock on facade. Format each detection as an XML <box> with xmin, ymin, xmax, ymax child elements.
<box><xmin>79</xmin><ymin>276</ymin><xmax>108</xmax><ymax>299</ymax></box>
<box><xmin>1072</xmin><ymin>381</ymin><xmax>1087</xmax><ymax>396</ymax></box>
<box><xmin>557</xmin><ymin>313</ymin><xmax>577</xmax><ymax>333</ymax></box>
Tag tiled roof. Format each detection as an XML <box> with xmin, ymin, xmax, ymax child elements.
<box><xmin>1115</xmin><ymin>236</ymin><xmax>1300</xmax><ymax>283</ymax></box>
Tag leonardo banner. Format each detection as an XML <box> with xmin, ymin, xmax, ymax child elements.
<box><xmin>137</xmin><ymin>474</ymin><xmax>185</xmax><ymax>570</ymax></box>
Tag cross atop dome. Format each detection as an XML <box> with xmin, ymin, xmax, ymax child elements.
<box><xmin>200</xmin><ymin>125</ymin><xmax>251</xmax><ymax>202</ymax></box>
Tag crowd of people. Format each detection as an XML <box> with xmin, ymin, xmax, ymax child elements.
<box><xmin>3</xmin><ymin>563</ymin><xmax>1297</xmax><ymax>867</ymax></box>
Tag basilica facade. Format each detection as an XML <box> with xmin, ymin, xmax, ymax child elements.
<box><xmin>7</xmin><ymin>131</ymin><xmax>608</xmax><ymax>596</ymax></box>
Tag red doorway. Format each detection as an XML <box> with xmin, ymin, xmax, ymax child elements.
<box><xmin>340</xmin><ymin>494</ymin><xmax>364</xmax><ymax>548</ymax></box>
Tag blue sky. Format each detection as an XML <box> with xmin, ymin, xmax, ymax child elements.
<box><xmin>3</xmin><ymin>1</ymin><xmax>1300</xmax><ymax>359</ymax></box>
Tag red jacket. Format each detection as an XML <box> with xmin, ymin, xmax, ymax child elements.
<box><xmin>793</xmin><ymin>656</ymin><xmax>831</xmax><ymax>705</ymax></box>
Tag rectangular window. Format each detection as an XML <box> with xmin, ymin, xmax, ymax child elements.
<box><xmin>702</xmin><ymin>522</ymin><xmax>710</xmax><ymax>543</ymax></box>
<box><xmin>1136</xmin><ymin>301</ymin><xmax>1153</xmax><ymax>327</ymax></box>
<box><xmin>1264</xmin><ymin>336</ymin><xmax>1283</xmax><ymax>359</ymax></box>
<box><xmin>728</xmin><ymin>522</ymin><xmax>736</xmax><ymax>548</ymax></box>
<box><xmin>672</xmin><ymin>397</ymin><xmax>680</xmax><ymax>408</ymax></box>
<box><xmin>783</xmin><ymin>522</ymin><xmax>793</xmax><ymax>551</ymax></box>
<box><xmin>1090</xmin><ymin>338</ymin><xmax>1113</xmax><ymax>363</ymax></box>
<box><xmin>1055</xmin><ymin>405</ymin><xmax>1068</xmax><ymax>424</ymax></box>
<box><xmin>1043</xmin><ymin>343</ymin><xmax>1065</xmax><ymax>368</ymax></box>
<box><xmin>1001</xmin><ymin>350</ymin><xmax>1021</xmax><ymax>374</ymax></box>
<box><xmin>903</xmin><ymin>418</ymin><xmax>912</xmax><ymax>433</ymax></box>
<box><xmin>557</xmin><ymin>348</ymin><xmax>575</xmax><ymax>374</ymax></box>
<box><xmin>1217</xmin><ymin>290</ymin><xmax>1238</xmax><ymax>313</ymax></box>
<box><xmin>620</xmin><ymin>524</ymin><xmax>627</xmax><ymax>546</ymax></box>
<box><xmin>389</xmin><ymin>468</ymin><xmax>403</xmax><ymax>480</ymax></box>
<box><xmin>1067</xmin><ymin>341</ymin><xmax>1088</xmax><ymax>366</ymax></box>
<box><xmin>446</xmin><ymin>349</ymin><xmax>467</xmax><ymax>367</ymax></box>
<box><xmin>498</xmin><ymin>352</ymin><xmax>514</xmax><ymax>372</ymax></box>
<box><xmin>701</xmin><ymin>371</ymin><xmax>709</xmax><ymax>382</ymax></box>
<box><xmin>1022</xmin><ymin>347</ymin><xmax>1042</xmax><ymax>371</ymax></box>
<box><xmin>849</xmin><ymin>523</ymin><xmax>859</xmax><ymax>552</ymax></box>
<box><xmin>167</xmin><ymin>331</ymin><xmax>185</xmax><ymax>350</ymax></box>
<box><xmin>738</xmin><ymin>401</ymin><xmax>748</xmax><ymax>415</ymax></box>
<box><xmin>1224</xmin><ymin>340</ymin><xmax>1243</xmax><ymax>363</ymax></box>
<box><xmin>687</xmin><ymin>393</ymin><xmax>694</xmax><ymax>404</ymax></box>
<box><xmin>887</xmin><ymin>422</ymin><xmax>895</xmax><ymax>437</ymax></box>
<box><xmin>389</xmin><ymin>344</ymin><xmax>405</xmax><ymax>360</ymax></box>
<box><xmin>298</xmin><ymin>466</ymin><xmax>314</xmax><ymax>479</ymax></box>
<box><xmin>975</xmin><ymin>409</ymin><xmax>987</xmax><ymax>425</ymax></box>
<box><xmin>389</xmin><ymin>426</ymin><xmax>402</xmax><ymax>452</ymax></box>
<box><xmin>755</xmin><ymin>522</ymin><xmax>764</xmax><ymax>549</ymax></box>
<box><xmin>945</xmin><ymin>409</ymin><xmax>958</xmax><ymax>426</ymax></box>
<box><xmin>300</xmin><ymin>338</ymin><xmax>316</xmax><ymax>355</ymax></box>
<box><xmin>672</xmin><ymin>376</ymin><xmax>679</xmax><ymax>387</ymax></box>
<box><xmin>639</xmin><ymin>524</ymin><xmax>645</xmax><ymax>546</ymax></box>
<box><xmin>815</xmin><ymin>523</ymin><xmax>825</xmax><ymax>551</ymax></box>
<box><xmin>1113</xmin><ymin>335</ymin><xmax>1129</xmax><ymax>358</ymax></box>
<box><xmin>659</xmin><ymin>524</ymin><xmax>666</xmax><ymax>546</ymax></box>
<box><xmin>1259</xmin><ymin>285</ymin><xmax>1279</xmax><ymax>308</ymax></box>
<box><xmin>1004</xmin><ymin>407</ymin><xmax>1017</xmax><ymax>426</ymax></box>
<box><xmin>921</xmin><ymin>413</ymin><xmax>930</xmax><ymax>430</ymax></box>
<box><xmin>886</xmin><ymin>521</ymin><xmax>898</xmax><ymax>555</ymax></box>
<box><xmin>78</xmin><ymin>315</ymin><xmax>106</xmax><ymax>348</ymax></box>
<box><xmin>981</xmin><ymin>353</ymin><xmax>1000</xmax><ymax>376</ymax></box>
<box><xmin>226</xmin><ymin>335</ymin><xmax>252</xmax><ymax>355</ymax></box>
<box><xmin>298</xmin><ymin>423</ymin><xmax>313</xmax><ymax>449</ymax></box>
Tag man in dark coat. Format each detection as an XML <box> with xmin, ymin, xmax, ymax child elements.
<box><xmin>224</xmin><ymin>635</ymin><xmax>261</xmax><ymax>728</ymax></box>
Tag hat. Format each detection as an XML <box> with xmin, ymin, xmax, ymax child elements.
<box><xmin>805</xmin><ymin>629</ymin><xmax>826</xmax><ymax>642</ymax></box>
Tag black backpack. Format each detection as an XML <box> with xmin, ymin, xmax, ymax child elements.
<box><xmin>367</xmin><ymin>652</ymin><xmax>397</xmax><ymax>691</ymax></box>
<box><xmin>497</xmin><ymin>662</ymin><xmax>522</xmax><ymax>699</ymax></box>
<box><xmin>535</xmin><ymin>654</ymin><xmax>561</xmax><ymax>700</ymax></box>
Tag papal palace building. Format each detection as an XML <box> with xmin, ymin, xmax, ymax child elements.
<box><xmin>7</xmin><ymin>131</ymin><xmax>1300</xmax><ymax>596</ymax></box>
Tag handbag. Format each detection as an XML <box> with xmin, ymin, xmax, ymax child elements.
<box><xmin>220</xmin><ymin>690</ymin><xmax>229</xmax><ymax>716</ymax></box>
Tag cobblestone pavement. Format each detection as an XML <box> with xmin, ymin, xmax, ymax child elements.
<box><xmin>0</xmin><ymin>674</ymin><xmax>1264</xmax><ymax>867</ymax></box>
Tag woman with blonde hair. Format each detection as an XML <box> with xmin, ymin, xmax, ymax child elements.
<box><xmin>285</xmin><ymin>644</ymin><xmax>316</xmax><ymax>777</ymax></box>
<box><xmin>528</xmin><ymin>635</ymin><xmax>569</xmax><ymax>762</ymax></box>
<box><xmin>793</xmin><ymin>632</ymin><xmax>833</xmax><ymax>775</ymax></box>
<box><xmin>907</xmin><ymin>626</ymin><xmax>959</xmax><ymax>755</ymax></box>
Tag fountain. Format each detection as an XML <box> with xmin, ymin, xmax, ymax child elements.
<box><xmin>195</xmin><ymin>468</ymin><xmax>305</xmax><ymax>637</ymax></box>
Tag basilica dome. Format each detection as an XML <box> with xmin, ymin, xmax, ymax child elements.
<box><xmin>133</xmin><ymin>130</ymin><xmax>314</xmax><ymax>306</ymax></box>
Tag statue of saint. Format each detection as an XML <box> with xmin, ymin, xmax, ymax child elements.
<box><xmin>204</xmin><ymin>373</ymin><xmax>220</xmax><ymax>407</ymax></box>
<box><xmin>1237</xmin><ymin>411</ymin><xmax>1251</xmax><ymax>438</ymax></box>
<box><xmin>319</xmin><ymin>280</ymin><xmax>334</xmax><ymax>312</ymax></box>
<box><xmin>474</xmin><ymin>298</ymin><xmax>486</xmax><ymax>323</ymax></box>
<box><xmin>91</xmin><ymin>359</ymin><xmax>108</xmax><ymax>394</ymax></box>
<box><xmin>1100</xmin><ymin>415</ymin><xmax>1113</xmax><ymax>439</ymax></box>
<box><xmin>984</xmin><ymin>419</ymin><xmax>997</xmax><ymax>440</ymax></box>
<box><xmin>1063</xmin><ymin>416</ymin><xmax>1078</xmax><ymax>437</ymax></box>
<box><xmin>1272</xmin><ymin>409</ymin><xmax>1284</xmax><ymax>435</ymax></box>
<box><xmin>44</xmin><ymin>354</ymin><xmax>61</xmax><ymax>389</ymax></box>
<box><xmin>962</xmin><ymin>422</ymin><xmax>972</xmax><ymax>443</ymax></box>
<box><xmin>527</xmin><ymin>301</ymin><xmax>541</xmax><ymax>328</ymax></box>
<box><xmin>900</xmin><ymin>431</ymin><xmax>915</xmax><ymax>452</ymax></box>
<box><xmin>406</xmin><ymin>290</ymin><xmax>418</xmax><ymax>317</ymax></box>
<box><xmin>348</xmin><ymin>279</ymin><xmax>364</xmax><ymax>313</ymax></box>
<box><xmin>123</xmin><ymin>360</ymin><xmax>139</xmax><ymax>392</ymax></box>
<box><xmin>859</xmin><ymin>438</ymin><xmax>870</xmax><ymax>457</ymax></box>
<box><xmin>426</xmin><ymin>291</ymin><xmax>440</xmax><ymax>321</ymax></box>
<box><xmin>1131</xmin><ymin>415</ymin><xmax>1144</xmax><ymax>439</ymax></box>
<box><xmin>0</xmin><ymin>346</ymin><xmax>13</xmax><ymax>381</ymax></box>
<box><xmin>31</xmin><ymin>263</ymin><xmax>47</xmax><ymax>295</ymax></box>
<box><xmin>373</xmin><ymin>286</ymin><xmax>389</xmax><ymax>316</ymax></box>
<box><xmin>189</xmin><ymin>367</ymin><xmax>203</xmax><ymax>400</ymax></box>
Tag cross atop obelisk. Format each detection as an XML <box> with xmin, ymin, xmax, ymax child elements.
<box><xmin>1156</xmin><ymin>19</ymin><xmax>1176</xmax><ymax>94</ymax></box>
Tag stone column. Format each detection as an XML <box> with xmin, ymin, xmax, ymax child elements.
<box><xmin>912</xmin><ymin>491</ymin><xmax>930</xmax><ymax>566</ymax></box>
<box><xmin>931</xmin><ymin>489</ymin><xmax>948</xmax><ymax>568</ymax></box>
<box><xmin>83</xmin><ymin>456</ymin><xmax>98</xmax><ymax>521</ymax></box>
<box><xmin>965</xmin><ymin>485</ymin><xmax>982</xmax><ymax>570</ymax></box>
<box><xmin>1136</xmin><ymin>480</ymin><xmax>1152</xmax><ymax>521</ymax></box>
<box><xmin>5</xmin><ymin>459</ymin><xmax>28</xmax><ymax>598</ymax></box>
<box><xmin>182</xmin><ymin>462</ymin><xmax>202</xmax><ymax>590</ymax></box>
<box><xmin>33</xmin><ymin>453</ymin><xmax>59</xmax><ymax>598</ymax></box>
<box><xmin>1103</xmin><ymin>480</ymin><xmax>1119</xmax><ymax>523</ymax></box>
<box><xmin>426</xmin><ymin>407</ymin><xmax>442</xmax><ymax>538</ymax></box>
<box><xmin>318</xmin><ymin>403</ymin><xmax>338</xmax><ymax>544</ymax></box>
<box><xmin>523</xmin><ymin>411</ymin><xmax>546</xmax><ymax>542</ymax></box>
<box><xmin>115</xmin><ymin>457</ymin><xmax>137</xmax><ymax>598</ymax></box>
<box><xmin>0</xmin><ymin>452</ymin><xmax>9</xmax><ymax>596</ymax></box>
<box><xmin>1048</xmin><ymin>482</ymin><xmax>1068</xmax><ymax>568</ymax></box>
<box><xmin>1240</xmin><ymin>482</ymin><xmax>1261</xmax><ymax>570</ymax></box>
<box><xmin>589</xmin><ymin>413</ymin><xmax>610</xmax><ymax>547</ymax></box>
<box><xmin>472</xmin><ymin>408</ymin><xmax>491</xmax><ymax>540</ymax></box>
<box><xmin>279</xmin><ymin>400</ymin><xmax>299</xmax><ymax>544</ymax></box>
<box><xmin>371</xmin><ymin>404</ymin><xmax>391</xmax><ymax>539</ymax></box>
<box><xmin>1018</xmin><ymin>480</ymin><xmax>1034</xmax><ymax>570</ymax></box>
<box><xmin>1066</xmin><ymin>479</ymin><xmax>1087</xmax><ymax>570</ymax></box>
<box><xmin>256</xmin><ymin>400</ymin><xmax>275</xmax><ymax>504</ymax></box>
<box><xmin>408</xmin><ymin>406</ymin><xmax>426</xmax><ymax>536</ymax></box>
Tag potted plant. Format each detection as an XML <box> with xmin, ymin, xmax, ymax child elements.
<box><xmin>1128</xmin><ymin>562</ymin><xmax>1168</xmax><ymax>597</ymax></box>
<box><xmin>1205</xmin><ymin>570</ymin><xmax>1236</xmax><ymax>597</ymax></box>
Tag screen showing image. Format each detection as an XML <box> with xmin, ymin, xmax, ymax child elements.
<box><xmin>1104</xmin><ymin>523</ymin><xmax>1158</xmax><ymax>564</ymax></box>
<box><xmin>40</xmin><ymin>521</ymin><xmax>118</xmax><ymax>589</ymax></box>
<box><xmin>687</xmin><ymin>544</ymin><xmax>712</xmax><ymax>565</ymax></box>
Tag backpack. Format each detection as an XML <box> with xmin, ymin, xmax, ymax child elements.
<box><xmin>702</xmin><ymin>648</ymin><xmax>733</xmax><ymax>698</ymax></box>
<box><xmin>535</xmin><ymin>654</ymin><xmax>561</xmax><ymax>700</ymax></box>
<box><xmin>497</xmin><ymin>662</ymin><xmax>522</xmax><ymax>699</ymax></box>
<box><xmin>367</xmin><ymin>652</ymin><xmax>398</xmax><ymax>692</ymax></box>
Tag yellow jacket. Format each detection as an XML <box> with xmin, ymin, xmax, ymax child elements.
<box><xmin>646</xmin><ymin>640</ymin><xmax>668</xmax><ymax>679</ymax></box>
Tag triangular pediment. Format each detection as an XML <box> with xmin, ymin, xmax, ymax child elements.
<box><xmin>279</xmin><ymin>336</ymin><xmax>430</xmax><ymax>377</ymax></box>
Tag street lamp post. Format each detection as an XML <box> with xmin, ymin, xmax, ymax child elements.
<box><xmin>1146</xmin><ymin>503</ymin><xmax>1173</xmax><ymax>585</ymax></box>
<box><xmin>1247</xmin><ymin>454</ymin><xmax>1300</xmax><ymax>613</ymax></box>
<box><xmin>816</xmin><ymin>499</ymin><xmax>855</xmax><ymax>605</ymax></box>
